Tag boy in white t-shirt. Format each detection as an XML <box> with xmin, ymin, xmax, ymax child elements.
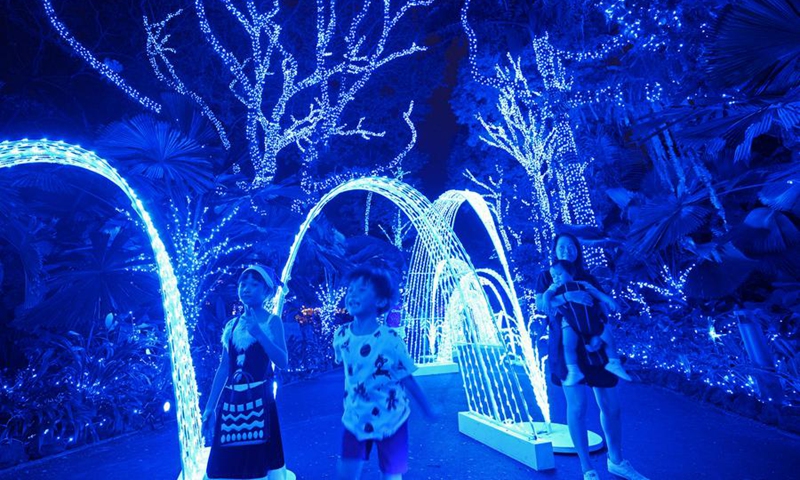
<box><xmin>333</xmin><ymin>265</ymin><xmax>436</xmax><ymax>480</ymax></box>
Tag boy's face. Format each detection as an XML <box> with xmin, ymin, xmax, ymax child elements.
<box><xmin>238</xmin><ymin>275</ymin><xmax>268</xmax><ymax>308</ymax></box>
<box><xmin>550</xmin><ymin>266</ymin><xmax>572</xmax><ymax>286</ymax></box>
<box><xmin>345</xmin><ymin>277</ymin><xmax>387</xmax><ymax>319</ymax></box>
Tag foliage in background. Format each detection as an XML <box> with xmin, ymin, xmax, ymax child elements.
<box><xmin>451</xmin><ymin>0</ymin><xmax>800</xmax><ymax>407</ymax></box>
<box><xmin>1</xmin><ymin>1</ymin><xmax>800</xmax><ymax>467</ymax></box>
<box><xmin>0</xmin><ymin>322</ymin><xmax>171</xmax><ymax>465</ymax></box>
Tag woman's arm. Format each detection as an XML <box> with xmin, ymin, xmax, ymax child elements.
<box><xmin>578</xmin><ymin>282</ymin><xmax>618</xmax><ymax>311</ymax></box>
<box><xmin>538</xmin><ymin>288</ymin><xmax>592</xmax><ymax>315</ymax></box>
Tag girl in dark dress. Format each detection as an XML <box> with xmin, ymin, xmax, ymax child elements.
<box><xmin>535</xmin><ymin>233</ymin><xmax>648</xmax><ymax>480</ymax></box>
<box><xmin>202</xmin><ymin>266</ymin><xmax>289</xmax><ymax>480</ymax></box>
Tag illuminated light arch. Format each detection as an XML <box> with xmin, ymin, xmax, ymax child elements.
<box><xmin>0</xmin><ymin>140</ymin><xmax>203</xmax><ymax>479</ymax></box>
<box><xmin>405</xmin><ymin>189</ymin><xmax>550</xmax><ymax>423</ymax></box>
<box><xmin>274</xmin><ymin>177</ymin><xmax>537</xmax><ymax>428</ymax></box>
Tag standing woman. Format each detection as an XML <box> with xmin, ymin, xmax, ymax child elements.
<box><xmin>202</xmin><ymin>265</ymin><xmax>289</xmax><ymax>480</ymax></box>
<box><xmin>535</xmin><ymin>233</ymin><xmax>648</xmax><ymax>480</ymax></box>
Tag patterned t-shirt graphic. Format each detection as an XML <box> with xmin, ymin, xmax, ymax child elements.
<box><xmin>334</xmin><ymin>323</ymin><xmax>418</xmax><ymax>440</ymax></box>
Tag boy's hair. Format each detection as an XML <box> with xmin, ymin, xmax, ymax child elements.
<box><xmin>550</xmin><ymin>259</ymin><xmax>576</xmax><ymax>277</ymax></box>
<box><xmin>346</xmin><ymin>265</ymin><xmax>398</xmax><ymax>314</ymax></box>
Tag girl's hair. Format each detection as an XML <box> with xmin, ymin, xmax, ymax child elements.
<box><xmin>550</xmin><ymin>259</ymin><xmax>576</xmax><ymax>277</ymax></box>
<box><xmin>238</xmin><ymin>265</ymin><xmax>279</xmax><ymax>292</ymax></box>
<box><xmin>346</xmin><ymin>265</ymin><xmax>397</xmax><ymax>314</ymax></box>
<box><xmin>552</xmin><ymin>232</ymin><xmax>588</xmax><ymax>278</ymax></box>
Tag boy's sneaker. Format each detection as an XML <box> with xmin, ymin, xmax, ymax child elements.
<box><xmin>607</xmin><ymin>459</ymin><xmax>648</xmax><ymax>480</ymax></box>
<box><xmin>583</xmin><ymin>470</ymin><xmax>600</xmax><ymax>479</ymax></box>
<box><xmin>605</xmin><ymin>359</ymin><xmax>632</xmax><ymax>381</ymax></box>
<box><xmin>563</xmin><ymin>365</ymin><xmax>584</xmax><ymax>386</ymax></box>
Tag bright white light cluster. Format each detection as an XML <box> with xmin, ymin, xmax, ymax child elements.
<box><xmin>316</xmin><ymin>282</ymin><xmax>347</xmax><ymax>338</ymax></box>
<box><xmin>531</xmin><ymin>35</ymin><xmax>605</xmax><ymax>268</ymax></box>
<box><xmin>622</xmin><ymin>263</ymin><xmax>695</xmax><ymax>317</ymax></box>
<box><xmin>167</xmin><ymin>198</ymin><xmax>251</xmax><ymax>335</ymax></box>
<box><xmin>462</xmin><ymin>2</ymin><xmax>606</xmax><ymax>268</ymax></box>
<box><xmin>144</xmin><ymin>10</ymin><xmax>230</xmax><ymax>149</ymax></box>
<box><xmin>302</xmin><ymin>101</ymin><xmax>418</xmax><ymax>194</ymax></box>
<box><xmin>473</xmin><ymin>57</ymin><xmax>555</xmax><ymax>255</ymax></box>
<box><xmin>193</xmin><ymin>0</ymin><xmax>428</xmax><ymax>186</ymax></box>
<box><xmin>275</xmin><ymin>177</ymin><xmax>545</xmax><ymax>428</ymax></box>
<box><xmin>0</xmin><ymin>140</ymin><xmax>203</xmax><ymax>479</ymax></box>
<box><xmin>44</xmin><ymin>0</ymin><xmax>430</xmax><ymax>188</ymax></box>
<box><xmin>407</xmin><ymin>190</ymin><xmax>551</xmax><ymax>424</ymax></box>
<box><xmin>41</xmin><ymin>0</ymin><xmax>161</xmax><ymax>113</ymax></box>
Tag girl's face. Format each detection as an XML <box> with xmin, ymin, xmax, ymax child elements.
<box><xmin>345</xmin><ymin>277</ymin><xmax>386</xmax><ymax>319</ymax></box>
<box><xmin>555</xmin><ymin>236</ymin><xmax>579</xmax><ymax>263</ymax></box>
<box><xmin>238</xmin><ymin>275</ymin><xmax>269</xmax><ymax>308</ymax></box>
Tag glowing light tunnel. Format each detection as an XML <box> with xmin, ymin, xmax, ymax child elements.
<box><xmin>0</xmin><ymin>140</ymin><xmax>203</xmax><ymax>479</ymax></box>
<box><xmin>274</xmin><ymin>177</ymin><xmax>544</xmax><ymax>431</ymax></box>
<box><xmin>405</xmin><ymin>189</ymin><xmax>549</xmax><ymax>423</ymax></box>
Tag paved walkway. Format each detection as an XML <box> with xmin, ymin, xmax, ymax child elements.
<box><xmin>2</xmin><ymin>369</ymin><xmax>799</xmax><ymax>479</ymax></box>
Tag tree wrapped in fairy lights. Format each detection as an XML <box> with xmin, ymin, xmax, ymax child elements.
<box><xmin>461</xmin><ymin>0</ymin><xmax>615</xmax><ymax>267</ymax></box>
<box><xmin>42</xmin><ymin>0</ymin><xmax>433</xmax><ymax>188</ymax></box>
<box><xmin>166</xmin><ymin>198</ymin><xmax>251</xmax><ymax>336</ymax></box>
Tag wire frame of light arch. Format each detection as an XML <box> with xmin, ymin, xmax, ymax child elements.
<box><xmin>0</xmin><ymin>140</ymin><xmax>204</xmax><ymax>480</ymax></box>
<box><xmin>272</xmin><ymin>177</ymin><xmax>539</xmax><ymax>431</ymax></box>
<box><xmin>404</xmin><ymin>189</ymin><xmax>549</xmax><ymax>424</ymax></box>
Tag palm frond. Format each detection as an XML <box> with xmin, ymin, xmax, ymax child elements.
<box><xmin>626</xmin><ymin>192</ymin><xmax>711</xmax><ymax>256</ymax></box>
<box><xmin>97</xmin><ymin>114</ymin><xmax>215</xmax><ymax>198</ymax></box>
<box><xmin>758</xmin><ymin>162</ymin><xmax>800</xmax><ymax>213</ymax></box>
<box><xmin>738</xmin><ymin>208</ymin><xmax>800</xmax><ymax>253</ymax></box>
<box><xmin>707</xmin><ymin>0</ymin><xmax>800</xmax><ymax>94</ymax></box>
<box><xmin>685</xmin><ymin>244</ymin><xmax>757</xmax><ymax>299</ymax></box>
<box><xmin>15</xmin><ymin>226</ymin><xmax>158</xmax><ymax>332</ymax></box>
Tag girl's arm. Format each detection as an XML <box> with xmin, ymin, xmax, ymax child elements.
<box><xmin>202</xmin><ymin>348</ymin><xmax>229</xmax><ymax>442</ymax></box>
<box><xmin>205</xmin><ymin>348</ymin><xmax>230</xmax><ymax>414</ymax></box>
<box><xmin>247</xmin><ymin>311</ymin><xmax>289</xmax><ymax>369</ymax></box>
<box><xmin>401</xmin><ymin>376</ymin><xmax>437</xmax><ymax>420</ymax></box>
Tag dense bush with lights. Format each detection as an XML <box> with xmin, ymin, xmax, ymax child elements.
<box><xmin>0</xmin><ymin>322</ymin><xmax>172</xmax><ymax>466</ymax></box>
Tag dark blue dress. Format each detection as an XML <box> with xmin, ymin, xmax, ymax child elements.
<box><xmin>205</xmin><ymin>318</ymin><xmax>285</xmax><ymax>479</ymax></box>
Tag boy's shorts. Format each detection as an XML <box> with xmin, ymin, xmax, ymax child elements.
<box><xmin>341</xmin><ymin>421</ymin><xmax>408</xmax><ymax>474</ymax></box>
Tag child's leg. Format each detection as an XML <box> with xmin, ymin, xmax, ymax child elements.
<box><xmin>561</xmin><ymin>321</ymin><xmax>584</xmax><ymax>386</ymax></box>
<box><xmin>599</xmin><ymin>327</ymin><xmax>619</xmax><ymax>359</ymax></box>
<box><xmin>599</xmin><ymin>326</ymin><xmax>632</xmax><ymax>381</ymax></box>
<box><xmin>337</xmin><ymin>458</ymin><xmax>365</xmax><ymax>480</ymax></box>
<box><xmin>377</xmin><ymin>422</ymin><xmax>409</xmax><ymax>480</ymax></box>
<box><xmin>339</xmin><ymin>428</ymin><xmax>368</xmax><ymax>480</ymax></box>
<box><xmin>562</xmin><ymin>320</ymin><xmax>580</xmax><ymax>365</ymax></box>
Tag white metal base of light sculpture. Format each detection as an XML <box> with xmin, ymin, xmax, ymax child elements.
<box><xmin>180</xmin><ymin>448</ymin><xmax>296</xmax><ymax>480</ymax></box>
<box><xmin>458</xmin><ymin>411</ymin><xmax>555</xmax><ymax>471</ymax></box>
<box><xmin>414</xmin><ymin>362</ymin><xmax>460</xmax><ymax>376</ymax></box>
<box><xmin>531</xmin><ymin>422</ymin><xmax>604</xmax><ymax>454</ymax></box>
